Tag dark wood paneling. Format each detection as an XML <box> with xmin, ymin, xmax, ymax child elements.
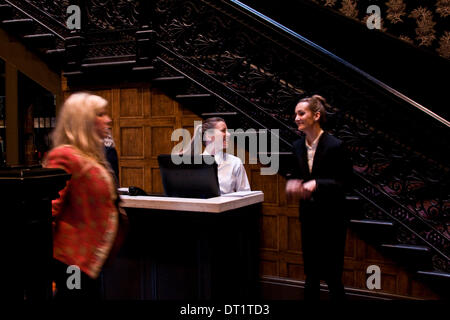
<box><xmin>342</xmin><ymin>269</ymin><xmax>356</xmax><ymax>288</ymax></box>
<box><xmin>250</xmin><ymin>169</ymin><xmax>278</xmax><ymax>205</ymax></box>
<box><xmin>287</xmin><ymin>216</ymin><xmax>301</xmax><ymax>253</ymax></box>
<box><xmin>120</xmin><ymin>127</ymin><xmax>144</xmax><ymax>157</ymax></box>
<box><xmin>260</xmin><ymin>259</ymin><xmax>278</xmax><ymax>277</ymax></box>
<box><xmin>121</xmin><ymin>167</ymin><xmax>144</xmax><ymax>190</ymax></box>
<box><xmin>260</xmin><ymin>215</ymin><xmax>278</xmax><ymax>251</ymax></box>
<box><xmin>150</xmin><ymin>126</ymin><xmax>174</xmax><ymax>157</ymax></box>
<box><xmin>120</xmin><ymin>88</ymin><xmax>143</xmax><ymax>117</ymax></box>
<box><xmin>151</xmin><ymin>167</ymin><xmax>164</xmax><ymax>194</ymax></box>
<box><xmin>151</xmin><ymin>88</ymin><xmax>175</xmax><ymax>117</ymax></box>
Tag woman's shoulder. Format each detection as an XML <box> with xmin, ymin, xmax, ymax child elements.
<box><xmin>225</xmin><ymin>153</ymin><xmax>244</xmax><ymax>165</ymax></box>
<box><xmin>292</xmin><ymin>136</ymin><xmax>306</xmax><ymax>151</ymax></box>
<box><xmin>293</xmin><ymin>137</ymin><xmax>305</xmax><ymax>147</ymax></box>
<box><xmin>321</xmin><ymin>132</ymin><xmax>343</xmax><ymax>148</ymax></box>
<box><xmin>47</xmin><ymin>145</ymin><xmax>77</xmax><ymax>158</ymax></box>
<box><xmin>45</xmin><ymin>145</ymin><xmax>84</xmax><ymax>171</ymax></box>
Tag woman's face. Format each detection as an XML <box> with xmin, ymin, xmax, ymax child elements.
<box><xmin>95</xmin><ymin>108</ymin><xmax>112</xmax><ymax>139</ymax></box>
<box><xmin>294</xmin><ymin>102</ymin><xmax>319</xmax><ymax>132</ymax></box>
<box><xmin>212</xmin><ymin>121</ymin><xmax>230</xmax><ymax>151</ymax></box>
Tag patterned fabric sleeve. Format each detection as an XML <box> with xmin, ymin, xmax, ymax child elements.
<box><xmin>45</xmin><ymin>147</ymin><xmax>76</xmax><ymax>219</ymax></box>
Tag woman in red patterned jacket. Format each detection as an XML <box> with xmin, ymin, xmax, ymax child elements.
<box><xmin>44</xmin><ymin>92</ymin><xmax>126</xmax><ymax>300</ymax></box>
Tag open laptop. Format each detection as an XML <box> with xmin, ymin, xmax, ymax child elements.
<box><xmin>157</xmin><ymin>154</ymin><xmax>221</xmax><ymax>199</ymax></box>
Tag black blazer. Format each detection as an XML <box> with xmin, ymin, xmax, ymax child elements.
<box><xmin>105</xmin><ymin>146</ymin><xmax>120</xmax><ymax>185</ymax></box>
<box><xmin>290</xmin><ymin>132</ymin><xmax>353</xmax><ymax>220</ymax></box>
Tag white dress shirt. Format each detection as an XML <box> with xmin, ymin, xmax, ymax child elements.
<box><xmin>205</xmin><ymin>151</ymin><xmax>251</xmax><ymax>194</ymax></box>
<box><xmin>305</xmin><ymin>130</ymin><xmax>324</xmax><ymax>173</ymax></box>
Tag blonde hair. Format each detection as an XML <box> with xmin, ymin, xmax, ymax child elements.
<box><xmin>51</xmin><ymin>92</ymin><xmax>109</xmax><ymax>165</ymax></box>
<box><xmin>298</xmin><ymin>94</ymin><xmax>329</xmax><ymax>126</ymax></box>
<box><xmin>184</xmin><ymin>117</ymin><xmax>225</xmax><ymax>155</ymax></box>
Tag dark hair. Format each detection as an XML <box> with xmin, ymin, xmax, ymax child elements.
<box><xmin>184</xmin><ymin>117</ymin><xmax>225</xmax><ymax>154</ymax></box>
<box><xmin>298</xmin><ymin>94</ymin><xmax>329</xmax><ymax>126</ymax></box>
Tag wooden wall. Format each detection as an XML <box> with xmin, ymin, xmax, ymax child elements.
<box><xmin>63</xmin><ymin>82</ymin><xmax>439</xmax><ymax>299</ymax></box>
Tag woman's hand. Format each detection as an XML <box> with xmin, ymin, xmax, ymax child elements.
<box><xmin>286</xmin><ymin>179</ymin><xmax>303</xmax><ymax>201</ymax></box>
<box><xmin>300</xmin><ymin>179</ymin><xmax>316</xmax><ymax>200</ymax></box>
<box><xmin>286</xmin><ymin>179</ymin><xmax>317</xmax><ymax>201</ymax></box>
<box><xmin>302</xmin><ymin>179</ymin><xmax>316</xmax><ymax>193</ymax></box>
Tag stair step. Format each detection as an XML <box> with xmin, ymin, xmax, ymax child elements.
<box><xmin>201</xmin><ymin>112</ymin><xmax>238</xmax><ymax>117</ymax></box>
<box><xmin>381</xmin><ymin>244</ymin><xmax>430</xmax><ymax>252</ymax></box>
<box><xmin>152</xmin><ymin>76</ymin><xmax>185</xmax><ymax>83</ymax></box>
<box><xmin>81</xmin><ymin>60</ymin><xmax>136</xmax><ymax>68</ymax></box>
<box><xmin>23</xmin><ymin>33</ymin><xmax>55</xmax><ymax>47</ymax></box>
<box><xmin>2</xmin><ymin>18</ymin><xmax>34</xmax><ymax>27</ymax></box>
<box><xmin>62</xmin><ymin>71</ymin><xmax>83</xmax><ymax>76</ymax></box>
<box><xmin>23</xmin><ymin>33</ymin><xmax>54</xmax><ymax>39</ymax></box>
<box><xmin>132</xmin><ymin>65</ymin><xmax>155</xmax><ymax>72</ymax></box>
<box><xmin>136</xmin><ymin>29</ymin><xmax>156</xmax><ymax>36</ymax></box>
<box><xmin>346</xmin><ymin>195</ymin><xmax>360</xmax><ymax>201</ymax></box>
<box><xmin>176</xmin><ymin>93</ymin><xmax>212</xmax><ymax>98</ymax></box>
<box><xmin>45</xmin><ymin>48</ymin><xmax>65</xmax><ymax>55</ymax></box>
<box><xmin>345</xmin><ymin>194</ymin><xmax>364</xmax><ymax>220</ymax></box>
<box><xmin>417</xmin><ymin>270</ymin><xmax>450</xmax><ymax>279</ymax></box>
<box><xmin>2</xmin><ymin>18</ymin><xmax>33</xmax><ymax>23</ymax></box>
<box><xmin>380</xmin><ymin>244</ymin><xmax>433</xmax><ymax>271</ymax></box>
<box><xmin>175</xmin><ymin>94</ymin><xmax>213</xmax><ymax>104</ymax></box>
<box><xmin>0</xmin><ymin>4</ymin><xmax>13</xmax><ymax>18</ymax></box>
<box><xmin>2</xmin><ymin>18</ymin><xmax>35</xmax><ymax>33</ymax></box>
<box><xmin>350</xmin><ymin>219</ymin><xmax>394</xmax><ymax>227</ymax></box>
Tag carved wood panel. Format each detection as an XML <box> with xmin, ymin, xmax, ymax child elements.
<box><xmin>119</xmin><ymin>88</ymin><xmax>143</xmax><ymax>118</ymax></box>
<box><xmin>120</xmin><ymin>127</ymin><xmax>144</xmax><ymax>158</ymax></box>
<box><xmin>151</xmin><ymin>88</ymin><xmax>176</xmax><ymax>117</ymax></box>
<box><xmin>121</xmin><ymin>166</ymin><xmax>144</xmax><ymax>191</ymax></box>
<box><xmin>150</xmin><ymin>126</ymin><xmax>175</xmax><ymax>158</ymax></box>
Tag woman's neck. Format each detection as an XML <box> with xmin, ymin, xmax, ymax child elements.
<box><xmin>204</xmin><ymin>143</ymin><xmax>216</xmax><ymax>155</ymax></box>
<box><xmin>304</xmin><ymin>125</ymin><xmax>323</xmax><ymax>145</ymax></box>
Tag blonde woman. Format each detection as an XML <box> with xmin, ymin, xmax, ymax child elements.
<box><xmin>44</xmin><ymin>92</ymin><xmax>126</xmax><ymax>300</ymax></box>
<box><xmin>185</xmin><ymin>117</ymin><xmax>250</xmax><ymax>194</ymax></box>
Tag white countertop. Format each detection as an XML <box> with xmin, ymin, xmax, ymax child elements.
<box><xmin>120</xmin><ymin>191</ymin><xmax>264</xmax><ymax>213</ymax></box>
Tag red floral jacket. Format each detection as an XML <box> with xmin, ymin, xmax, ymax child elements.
<box><xmin>44</xmin><ymin>145</ymin><xmax>119</xmax><ymax>279</ymax></box>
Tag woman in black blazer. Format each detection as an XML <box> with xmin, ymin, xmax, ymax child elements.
<box><xmin>286</xmin><ymin>95</ymin><xmax>353</xmax><ymax>300</ymax></box>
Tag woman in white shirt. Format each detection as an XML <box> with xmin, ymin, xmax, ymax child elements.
<box><xmin>186</xmin><ymin>117</ymin><xmax>250</xmax><ymax>194</ymax></box>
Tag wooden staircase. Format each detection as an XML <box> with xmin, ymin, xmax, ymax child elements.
<box><xmin>346</xmin><ymin>194</ymin><xmax>450</xmax><ymax>298</ymax></box>
<box><xmin>0</xmin><ymin>1</ymin><xmax>66</xmax><ymax>68</ymax></box>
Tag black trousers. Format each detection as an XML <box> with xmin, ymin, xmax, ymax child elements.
<box><xmin>52</xmin><ymin>259</ymin><xmax>103</xmax><ymax>301</ymax></box>
<box><xmin>300</xmin><ymin>213</ymin><xmax>347</xmax><ymax>301</ymax></box>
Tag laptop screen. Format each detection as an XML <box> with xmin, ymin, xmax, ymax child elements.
<box><xmin>157</xmin><ymin>154</ymin><xmax>220</xmax><ymax>199</ymax></box>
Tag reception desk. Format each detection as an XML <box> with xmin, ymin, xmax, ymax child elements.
<box><xmin>102</xmin><ymin>191</ymin><xmax>264</xmax><ymax>300</ymax></box>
